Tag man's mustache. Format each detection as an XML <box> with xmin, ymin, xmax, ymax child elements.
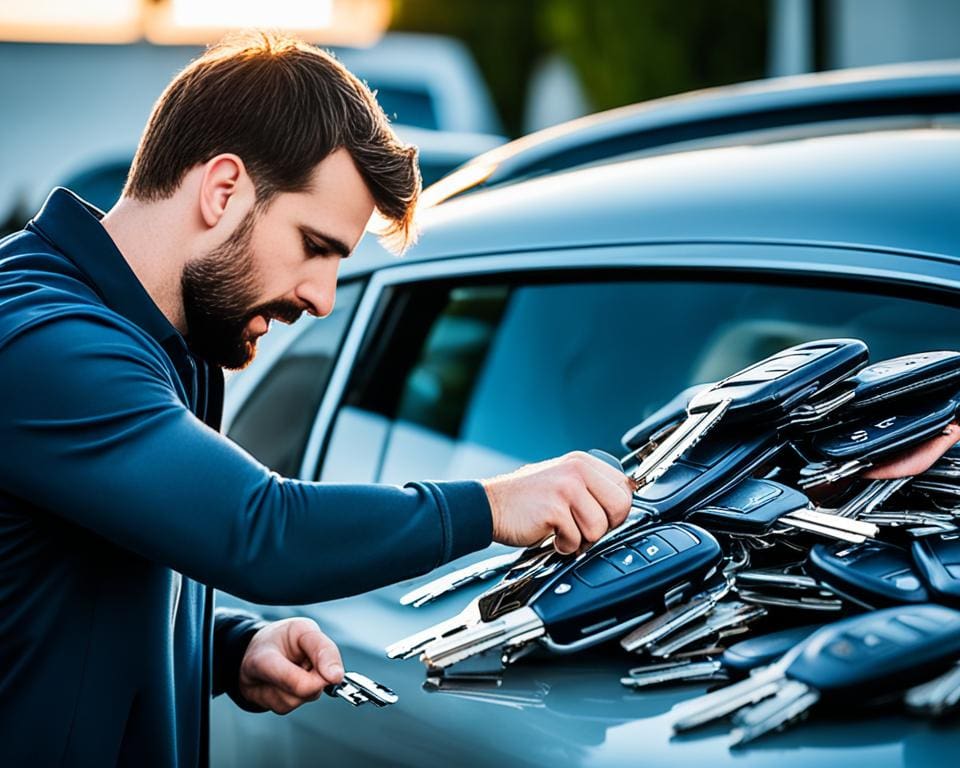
<box><xmin>244</xmin><ymin>300</ymin><xmax>304</xmax><ymax>326</ymax></box>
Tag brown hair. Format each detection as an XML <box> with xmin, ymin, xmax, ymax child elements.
<box><xmin>124</xmin><ymin>32</ymin><xmax>420</xmax><ymax>251</ymax></box>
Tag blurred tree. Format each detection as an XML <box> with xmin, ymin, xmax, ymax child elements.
<box><xmin>541</xmin><ymin>0</ymin><xmax>768</xmax><ymax>112</ymax></box>
<box><xmin>391</xmin><ymin>0</ymin><xmax>768</xmax><ymax>136</ymax></box>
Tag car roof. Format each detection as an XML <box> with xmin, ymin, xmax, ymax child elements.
<box><xmin>346</xmin><ymin>127</ymin><xmax>960</xmax><ymax>276</ymax></box>
<box><xmin>422</xmin><ymin>59</ymin><xmax>960</xmax><ymax>206</ymax></box>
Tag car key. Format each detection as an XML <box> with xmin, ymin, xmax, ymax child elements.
<box><xmin>622</xmin><ymin>624</ymin><xmax>821</xmax><ymax>689</ymax></box>
<box><xmin>629</xmin><ymin>339</ymin><xmax>868</xmax><ymax>487</ymax></box>
<box><xmin>403</xmin><ymin>446</ymin><xmax>643</xmax><ymax>610</ymax></box>
<box><xmin>719</xmin><ymin>624</ymin><xmax>823</xmax><ymax>674</ymax></box>
<box><xmin>833</xmin><ymin>477</ymin><xmax>912</xmax><ymax>518</ymax></box>
<box><xmin>325</xmin><ymin>671</ymin><xmax>399</xmax><ymax>707</ymax></box>
<box><xmin>620</xmin><ymin>576</ymin><xmax>732</xmax><ymax>652</ymax></box>
<box><xmin>400</xmin><ymin>551</ymin><xmax>525</xmax><ymax>607</ymax></box>
<box><xmin>911</xmin><ymin>532</ymin><xmax>960</xmax><ymax>606</ymax></box>
<box><xmin>672</xmin><ymin>604</ymin><xmax>960</xmax><ymax>745</ymax></box>
<box><xmin>904</xmin><ymin>660</ymin><xmax>960</xmax><ymax>716</ymax></box>
<box><xmin>779</xmin><ymin>379</ymin><xmax>858</xmax><ymax>429</ymax></box>
<box><xmin>799</xmin><ymin>395</ymin><xmax>959</xmax><ymax>487</ymax></box>
<box><xmin>418</xmin><ymin>523</ymin><xmax>723</xmax><ymax>670</ymax></box>
<box><xmin>734</xmin><ymin>568</ymin><xmax>846</xmax><ymax>612</ymax></box>
<box><xmin>844</xmin><ymin>351</ymin><xmax>960</xmax><ymax>414</ymax></box>
<box><xmin>620</xmin><ymin>383</ymin><xmax>711</xmax><ymax>455</ymax></box>
<box><xmin>647</xmin><ymin>599</ymin><xmax>768</xmax><ymax>658</ymax></box>
<box><xmin>806</xmin><ymin>540</ymin><xmax>929</xmax><ymax>609</ymax></box>
<box><xmin>688</xmin><ymin>478</ymin><xmax>878</xmax><ymax>543</ymax></box>
<box><xmin>630</xmin><ymin>427</ymin><xmax>786</xmax><ymax>524</ymax></box>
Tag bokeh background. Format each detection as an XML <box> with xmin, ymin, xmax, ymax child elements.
<box><xmin>2</xmin><ymin>0</ymin><xmax>959</xmax><ymax>233</ymax></box>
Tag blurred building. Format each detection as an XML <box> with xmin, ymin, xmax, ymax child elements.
<box><xmin>770</xmin><ymin>0</ymin><xmax>960</xmax><ymax>76</ymax></box>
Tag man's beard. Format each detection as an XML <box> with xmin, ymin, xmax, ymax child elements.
<box><xmin>181</xmin><ymin>209</ymin><xmax>302</xmax><ymax>370</ymax></box>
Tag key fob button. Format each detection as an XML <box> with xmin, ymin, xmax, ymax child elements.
<box><xmin>575</xmin><ymin>558</ymin><xmax>623</xmax><ymax>587</ymax></box>
<box><xmin>603</xmin><ymin>547</ymin><xmax>648</xmax><ymax>573</ymax></box>
<box><xmin>656</xmin><ymin>526</ymin><xmax>699</xmax><ymax>553</ymax></box>
<box><xmin>633</xmin><ymin>534</ymin><xmax>677</xmax><ymax>563</ymax></box>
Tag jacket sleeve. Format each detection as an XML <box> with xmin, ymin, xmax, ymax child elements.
<box><xmin>212</xmin><ymin>608</ymin><xmax>268</xmax><ymax>711</ymax></box>
<box><xmin>0</xmin><ymin>314</ymin><xmax>493</xmax><ymax>604</ymax></box>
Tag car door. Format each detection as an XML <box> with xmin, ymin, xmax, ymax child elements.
<box><xmin>213</xmin><ymin>242</ymin><xmax>960</xmax><ymax>768</ymax></box>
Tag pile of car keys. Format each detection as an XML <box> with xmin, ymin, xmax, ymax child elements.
<box><xmin>386</xmin><ymin>340</ymin><xmax>960</xmax><ymax>744</ymax></box>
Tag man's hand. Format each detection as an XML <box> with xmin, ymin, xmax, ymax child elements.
<box><xmin>482</xmin><ymin>451</ymin><xmax>635</xmax><ymax>555</ymax></box>
<box><xmin>238</xmin><ymin>618</ymin><xmax>344</xmax><ymax>715</ymax></box>
<box><xmin>863</xmin><ymin>422</ymin><xmax>960</xmax><ymax>479</ymax></box>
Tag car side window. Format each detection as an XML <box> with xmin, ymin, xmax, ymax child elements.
<box><xmin>228</xmin><ymin>280</ymin><xmax>363</xmax><ymax>478</ymax></box>
<box><xmin>322</xmin><ymin>274</ymin><xmax>960</xmax><ymax>485</ymax></box>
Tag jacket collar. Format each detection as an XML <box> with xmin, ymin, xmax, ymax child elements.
<box><xmin>27</xmin><ymin>187</ymin><xmax>183</xmax><ymax>351</ymax></box>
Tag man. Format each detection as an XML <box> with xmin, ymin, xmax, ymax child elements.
<box><xmin>0</xmin><ymin>33</ymin><xmax>636</xmax><ymax>767</ymax></box>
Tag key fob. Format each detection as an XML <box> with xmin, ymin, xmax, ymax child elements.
<box><xmin>912</xmin><ymin>534</ymin><xmax>960</xmax><ymax>607</ymax></box>
<box><xmin>689</xmin><ymin>478</ymin><xmax>810</xmax><ymax>535</ymax></box>
<box><xmin>688</xmin><ymin>338</ymin><xmax>868</xmax><ymax>420</ymax></box>
<box><xmin>620</xmin><ymin>383</ymin><xmax>712</xmax><ymax>451</ymax></box>
<box><xmin>809</xmin><ymin>396</ymin><xmax>958</xmax><ymax>463</ymax></box>
<box><xmin>720</xmin><ymin>624</ymin><xmax>824</xmax><ymax>673</ymax></box>
<box><xmin>847</xmin><ymin>351</ymin><xmax>960</xmax><ymax>413</ymax></box>
<box><xmin>807</xmin><ymin>541</ymin><xmax>929</xmax><ymax>609</ymax></box>
<box><xmin>783</xmin><ymin>604</ymin><xmax>960</xmax><ymax>700</ymax></box>
<box><xmin>632</xmin><ymin>428</ymin><xmax>784</xmax><ymax>522</ymax></box>
<box><xmin>479</xmin><ymin>523</ymin><xmax>723</xmax><ymax>649</ymax></box>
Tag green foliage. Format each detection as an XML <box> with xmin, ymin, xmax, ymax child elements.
<box><xmin>391</xmin><ymin>0</ymin><xmax>769</xmax><ymax>136</ymax></box>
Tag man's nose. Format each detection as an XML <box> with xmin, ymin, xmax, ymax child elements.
<box><xmin>295</xmin><ymin>280</ymin><xmax>336</xmax><ymax>318</ymax></box>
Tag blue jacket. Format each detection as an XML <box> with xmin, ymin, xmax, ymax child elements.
<box><xmin>0</xmin><ymin>189</ymin><xmax>492</xmax><ymax>767</ymax></box>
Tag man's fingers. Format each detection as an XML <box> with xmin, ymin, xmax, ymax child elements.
<box><xmin>864</xmin><ymin>422</ymin><xmax>960</xmax><ymax>479</ymax></box>
<box><xmin>579</xmin><ymin>458</ymin><xmax>634</xmax><ymax>528</ymax></box>
<box><xmin>297</xmin><ymin>627</ymin><xmax>344</xmax><ymax>685</ymax></box>
<box><xmin>567</xmin><ymin>483</ymin><xmax>610</xmax><ymax>546</ymax></box>
<box><xmin>249</xmin><ymin>684</ymin><xmax>305</xmax><ymax>715</ymax></box>
<box><xmin>249</xmin><ymin>648</ymin><xmax>327</xmax><ymax>700</ymax></box>
<box><xmin>552</xmin><ymin>510</ymin><xmax>582</xmax><ymax>555</ymax></box>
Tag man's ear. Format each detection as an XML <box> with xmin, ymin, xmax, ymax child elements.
<box><xmin>198</xmin><ymin>154</ymin><xmax>251</xmax><ymax>229</ymax></box>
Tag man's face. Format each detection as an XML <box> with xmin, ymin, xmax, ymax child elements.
<box><xmin>181</xmin><ymin>148</ymin><xmax>376</xmax><ymax>369</ymax></box>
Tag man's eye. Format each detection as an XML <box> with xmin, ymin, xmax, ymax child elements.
<box><xmin>302</xmin><ymin>235</ymin><xmax>329</xmax><ymax>258</ymax></box>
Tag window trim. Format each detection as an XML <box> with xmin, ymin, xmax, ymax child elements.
<box><xmin>297</xmin><ymin>242</ymin><xmax>960</xmax><ymax>480</ymax></box>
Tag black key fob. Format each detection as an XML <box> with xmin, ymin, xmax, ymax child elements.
<box><xmin>912</xmin><ymin>534</ymin><xmax>960</xmax><ymax>607</ymax></box>
<box><xmin>632</xmin><ymin>428</ymin><xmax>784</xmax><ymax>522</ymax></box>
<box><xmin>689</xmin><ymin>338</ymin><xmax>868</xmax><ymax>421</ymax></box>
<box><xmin>810</xmin><ymin>396</ymin><xmax>958</xmax><ymax>463</ymax></box>
<box><xmin>848</xmin><ymin>351</ymin><xmax>960</xmax><ymax>412</ymax></box>
<box><xmin>689</xmin><ymin>478</ymin><xmax>809</xmax><ymax>535</ymax></box>
<box><xmin>720</xmin><ymin>623</ymin><xmax>823</xmax><ymax>673</ymax></box>
<box><xmin>478</xmin><ymin>523</ymin><xmax>723</xmax><ymax>649</ymax></box>
<box><xmin>807</xmin><ymin>541</ymin><xmax>929</xmax><ymax>609</ymax></box>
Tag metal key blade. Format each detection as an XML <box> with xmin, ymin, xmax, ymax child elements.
<box><xmin>631</xmin><ymin>400</ymin><xmax>731</xmax><ymax>486</ymax></box>
<box><xmin>905</xmin><ymin>662</ymin><xmax>960</xmax><ymax>715</ymax></box>
<box><xmin>730</xmin><ymin>681</ymin><xmax>820</xmax><ymax>747</ymax></box>
<box><xmin>672</xmin><ymin>662</ymin><xmax>787</xmax><ymax>732</ymax></box>
<box><xmin>421</xmin><ymin>607</ymin><xmax>544</xmax><ymax>669</ymax></box>
<box><xmin>343</xmin><ymin>672</ymin><xmax>399</xmax><ymax>707</ymax></box>
<box><xmin>621</xmin><ymin>659</ymin><xmax>724</xmax><ymax>689</ymax></box>
<box><xmin>781</xmin><ymin>508</ymin><xmax>879</xmax><ymax>538</ymax></box>
<box><xmin>777</xmin><ymin>515</ymin><xmax>867</xmax><ymax>544</ymax></box>
<box><xmin>621</xmin><ymin>580</ymin><xmax>731</xmax><ymax>652</ymax></box>
<box><xmin>835</xmin><ymin>478</ymin><xmax>911</xmax><ymax>518</ymax></box>
<box><xmin>400</xmin><ymin>552</ymin><xmax>521</xmax><ymax>607</ymax></box>
<box><xmin>325</xmin><ymin>672</ymin><xmax>399</xmax><ymax>707</ymax></box>
<box><xmin>650</xmin><ymin>602</ymin><xmax>766</xmax><ymax>658</ymax></box>
<box><xmin>386</xmin><ymin>601</ymin><xmax>480</xmax><ymax>659</ymax></box>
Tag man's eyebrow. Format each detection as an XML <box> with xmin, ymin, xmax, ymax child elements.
<box><xmin>301</xmin><ymin>226</ymin><xmax>352</xmax><ymax>259</ymax></box>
